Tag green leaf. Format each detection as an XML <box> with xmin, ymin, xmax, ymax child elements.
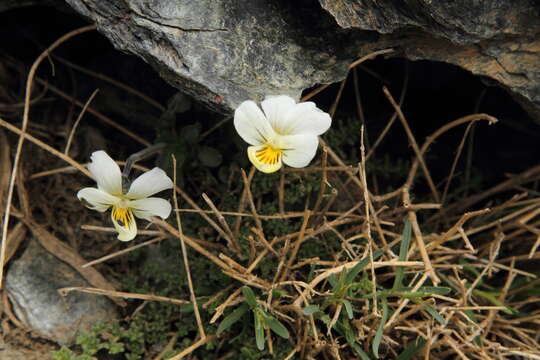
<box><xmin>179</xmin><ymin>302</ymin><xmax>198</xmax><ymax>313</ymax></box>
<box><xmin>352</xmin><ymin>344</ymin><xmax>372</xmax><ymax>360</ymax></box>
<box><xmin>393</xmin><ymin>219</ymin><xmax>411</xmax><ymax>290</ymax></box>
<box><xmin>198</xmin><ymin>146</ymin><xmax>223</xmax><ymax>167</ymax></box>
<box><xmin>464</xmin><ymin>309</ymin><xmax>478</xmax><ymax>323</ymax></box>
<box><xmin>345</xmin><ymin>249</ymin><xmax>384</xmax><ymax>285</ymax></box>
<box><xmin>383</xmin><ymin>286</ymin><xmax>451</xmax><ymax>299</ymax></box>
<box><xmin>420</xmin><ymin>286</ymin><xmax>451</xmax><ymax>296</ymax></box>
<box><xmin>52</xmin><ymin>347</ymin><xmax>77</xmax><ymax>360</ymax></box>
<box><xmin>473</xmin><ymin>289</ymin><xmax>516</xmax><ymax>315</ymax></box>
<box><xmin>398</xmin><ymin>219</ymin><xmax>412</xmax><ymax>262</ymax></box>
<box><xmin>341</xmin><ymin>320</ymin><xmax>372</xmax><ymax>360</ymax></box>
<box><xmin>254</xmin><ymin>313</ymin><xmax>265</xmax><ymax>350</ymax></box>
<box><xmin>217</xmin><ymin>303</ymin><xmax>249</xmax><ymax>335</ymax></box>
<box><xmin>271</xmin><ymin>289</ymin><xmax>286</xmax><ymax>299</ymax></box>
<box><xmin>265</xmin><ymin>316</ymin><xmax>290</xmax><ymax>339</ymax></box>
<box><xmin>218</xmin><ymin>165</ymin><xmax>230</xmax><ymax>183</ymax></box>
<box><xmin>328</xmin><ymin>274</ymin><xmax>339</xmax><ymax>290</ymax></box>
<box><xmin>319</xmin><ymin>313</ymin><xmax>332</xmax><ymax>325</ymax></box>
<box><xmin>181</xmin><ymin>123</ymin><xmax>201</xmax><ymax>143</ymax></box>
<box><xmin>372</xmin><ymin>298</ymin><xmax>389</xmax><ymax>358</ymax></box>
<box><xmin>108</xmin><ymin>342</ymin><xmax>125</xmax><ymax>354</ymax></box>
<box><xmin>396</xmin><ymin>337</ymin><xmax>426</xmax><ymax>360</ymax></box>
<box><xmin>423</xmin><ymin>304</ymin><xmax>446</xmax><ymax>325</ymax></box>
<box><xmin>342</xmin><ymin>320</ymin><xmax>355</xmax><ymax>344</ymax></box>
<box><xmin>342</xmin><ymin>299</ymin><xmax>354</xmax><ymax>320</ymax></box>
<box><xmin>302</xmin><ymin>305</ymin><xmax>320</xmax><ymax>315</ymax></box>
<box><xmin>336</xmin><ymin>271</ymin><xmax>347</xmax><ymax>294</ymax></box>
<box><xmin>242</xmin><ymin>286</ymin><xmax>258</xmax><ymax>309</ymax></box>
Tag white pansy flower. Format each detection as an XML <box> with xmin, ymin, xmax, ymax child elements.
<box><xmin>234</xmin><ymin>95</ymin><xmax>331</xmax><ymax>173</ymax></box>
<box><xmin>77</xmin><ymin>150</ymin><xmax>173</xmax><ymax>241</ymax></box>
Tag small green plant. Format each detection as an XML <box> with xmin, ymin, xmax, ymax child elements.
<box><xmin>295</xmin><ymin>221</ymin><xmax>451</xmax><ymax>359</ymax></box>
<box><xmin>52</xmin><ymin>322</ymin><xmax>131</xmax><ymax>360</ymax></box>
<box><xmin>217</xmin><ymin>286</ymin><xmax>289</xmax><ymax>351</ymax></box>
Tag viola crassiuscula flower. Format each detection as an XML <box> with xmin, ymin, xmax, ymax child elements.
<box><xmin>77</xmin><ymin>150</ymin><xmax>173</xmax><ymax>241</ymax></box>
<box><xmin>234</xmin><ymin>95</ymin><xmax>332</xmax><ymax>173</ymax></box>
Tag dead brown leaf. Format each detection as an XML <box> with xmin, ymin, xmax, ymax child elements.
<box><xmin>3</xmin><ymin>222</ymin><xmax>26</xmax><ymax>267</ymax></box>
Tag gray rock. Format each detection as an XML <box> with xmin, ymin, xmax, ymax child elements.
<box><xmin>318</xmin><ymin>0</ymin><xmax>536</xmax><ymax>44</ymax></box>
<box><xmin>318</xmin><ymin>0</ymin><xmax>540</xmax><ymax>121</ymax></box>
<box><xmin>5</xmin><ymin>240</ymin><xmax>117</xmax><ymax>345</ymax></box>
<box><xmin>63</xmin><ymin>0</ymin><xmax>540</xmax><ymax>122</ymax></box>
<box><xmin>64</xmin><ymin>0</ymin><xmax>352</xmax><ymax>113</ymax></box>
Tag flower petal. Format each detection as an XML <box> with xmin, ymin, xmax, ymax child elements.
<box><xmin>125</xmin><ymin>168</ymin><xmax>173</xmax><ymax>199</ymax></box>
<box><xmin>87</xmin><ymin>150</ymin><xmax>123</xmax><ymax>195</ymax></box>
<box><xmin>283</xmin><ymin>102</ymin><xmax>331</xmax><ymax>136</ymax></box>
<box><xmin>261</xmin><ymin>95</ymin><xmax>297</xmax><ymax>134</ymax></box>
<box><xmin>234</xmin><ymin>100</ymin><xmax>275</xmax><ymax>146</ymax></box>
<box><xmin>130</xmin><ymin>197</ymin><xmax>172</xmax><ymax>221</ymax></box>
<box><xmin>247</xmin><ymin>145</ymin><xmax>283</xmax><ymax>173</ymax></box>
<box><xmin>111</xmin><ymin>208</ymin><xmax>138</xmax><ymax>241</ymax></box>
<box><xmin>77</xmin><ymin>187</ymin><xmax>119</xmax><ymax>212</ymax></box>
<box><xmin>279</xmin><ymin>134</ymin><xmax>320</xmax><ymax>168</ymax></box>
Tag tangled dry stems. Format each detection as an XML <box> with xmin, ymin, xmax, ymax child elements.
<box><xmin>0</xmin><ymin>28</ymin><xmax>539</xmax><ymax>359</ymax></box>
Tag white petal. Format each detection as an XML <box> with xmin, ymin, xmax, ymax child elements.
<box><xmin>111</xmin><ymin>209</ymin><xmax>138</xmax><ymax>241</ymax></box>
<box><xmin>87</xmin><ymin>150</ymin><xmax>123</xmax><ymax>195</ymax></box>
<box><xmin>130</xmin><ymin>198</ymin><xmax>172</xmax><ymax>221</ymax></box>
<box><xmin>261</xmin><ymin>95</ymin><xmax>297</xmax><ymax>134</ymax></box>
<box><xmin>125</xmin><ymin>168</ymin><xmax>173</xmax><ymax>199</ymax></box>
<box><xmin>77</xmin><ymin>187</ymin><xmax>119</xmax><ymax>212</ymax></box>
<box><xmin>234</xmin><ymin>100</ymin><xmax>275</xmax><ymax>146</ymax></box>
<box><xmin>279</xmin><ymin>134</ymin><xmax>320</xmax><ymax>168</ymax></box>
<box><xmin>247</xmin><ymin>145</ymin><xmax>283</xmax><ymax>174</ymax></box>
<box><xmin>282</xmin><ymin>102</ymin><xmax>332</xmax><ymax>136</ymax></box>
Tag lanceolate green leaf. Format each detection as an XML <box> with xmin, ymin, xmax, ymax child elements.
<box><xmin>254</xmin><ymin>313</ymin><xmax>265</xmax><ymax>350</ymax></box>
<box><xmin>328</xmin><ymin>274</ymin><xmax>339</xmax><ymax>291</ymax></box>
<box><xmin>345</xmin><ymin>249</ymin><xmax>384</xmax><ymax>285</ymax></box>
<box><xmin>473</xmin><ymin>289</ymin><xmax>516</xmax><ymax>315</ymax></box>
<box><xmin>242</xmin><ymin>286</ymin><xmax>258</xmax><ymax>309</ymax></box>
<box><xmin>319</xmin><ymin>313</ymin><xmax>332</xmax><ymax>325</ymax></box>
<box><xmin>423</xmin><ymin>304</ymin><xmax>446</xmax><ymax>325</ymax></box>
<box><xmin>217</xmin><ymin>303</ymin><xmax>249</xmax><ymax>335</ymax></box>
<box><xmin>419</xmin><ymin>286</ymin><xmax>452</xmax><ymax>296</ymax></box>
<box><xmin>342</xmin><ymin>299</ymin><xmax>354</xmax><ymax>320</ymax></box>
<box><xmin>351</xmin><ymin>343</ymin><xmax>372</xmax><ymax>360</ymax></box>
<box><xmin>265</xmin><ymin>316</ymin><xmax>290</xmax><ymax>339</ymax></box>
<box><xmin>464</xmin><ymin>309</ymin><xmax>478</xmax><ymax>323</ymax></box>
<box><xmin>393</xmin><ymin>219</ymin><xmax>411</xmax><ymax>290</ymax></box>
<box><xmin>372</xmin><ymin>298</ymin><xmax>389</xmax><ymax>357</ymax></box>
<box><xmin>302</xmin><ymin>305</ymin><xmax>320</xmax><ymax>315</ymax></box>
<box><xmin>398</xmin><ymin>219</ymin><xmax>412</xmax><ymax>262</ymax></box>
<box><xmin>341</xmin><ymin>320</ymin><xmax>372</xmax><ymax>360</ymax></box>
<box><xmin>396</xmin><ymin>337</ymin><xmax>426</xmax><ymax>360</ymax></box>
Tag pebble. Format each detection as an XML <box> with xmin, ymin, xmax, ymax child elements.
<box><xmin>5</xmin><ymin>240</ymin><xmax>117</xmax><ymax>345</ymax></box>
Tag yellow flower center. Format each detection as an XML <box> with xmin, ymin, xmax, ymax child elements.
<box><xmin>111</xmin><ymin>206</ymin><xmax>134</xmax><ymax>228</ymax></box>
<box><xmin>255</xmin><ymin>144</ymin><xmax>283</xmax><ymax>165</ymax></box>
